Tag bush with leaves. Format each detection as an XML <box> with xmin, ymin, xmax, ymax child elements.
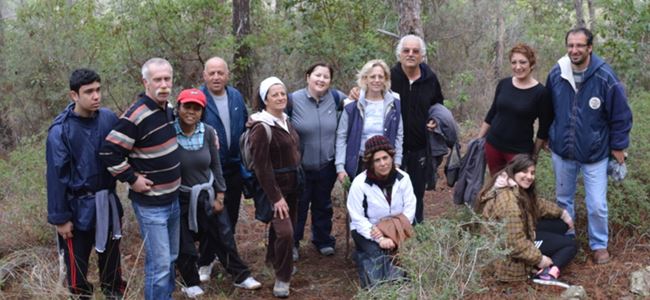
<box><xmin>355</xmin><ymin>208</ymin><xmax>507</xmax><ymax>299</ymax></box>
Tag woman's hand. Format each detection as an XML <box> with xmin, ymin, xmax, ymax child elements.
<box><xmin>378</xmin><ymin>237</ymin><xmax>396</xmax><ymax>250</ymax></box>
<box><xmin>274</xmin><ymin>198</ymin><xmax>290</xmax><ymax>220</ymax></box>
<box><xmin>337</xmin><ymin>171</ymin><xmax>349</xmax><ymax>183</ymax></box>
<box><xmin>213</xmin><ymin>193</ymin><xmax>225</xmax><ymax>213</ymax></box>
<box><xmin>561</xmin><ymin>209</ymin><xmax>574</xmax><ymax>230</ymax></box>
<box><xmin>370</xmin><ymin>226</ymin><xmax>383</xmax><ymax>240</ymax></box>
<box><xmin>537</xmin><ymin>255</ymin><xmax>553</xmax><ymax>269</ymax></box>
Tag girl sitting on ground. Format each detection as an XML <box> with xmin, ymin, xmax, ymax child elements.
<box><xmin>476</xmin><ymin>154</ymin><xmax>576</xmax><ymax>288</ymax></box>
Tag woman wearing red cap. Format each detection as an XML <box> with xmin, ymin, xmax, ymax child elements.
<box><xmin>174</xmin><ymin>88</ymin><xmax>261</xmax><ymax>298</ymax></box>
<box><xmin>347</xmin><ymin>135</ymin><xmax>415</xmax><ymax>288</ymax></box>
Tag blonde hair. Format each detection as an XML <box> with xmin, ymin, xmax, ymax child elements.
<box><xmin>356</xmin><ymin>59</ymin><xmax>391</xmax><ymax>93</ymax></box>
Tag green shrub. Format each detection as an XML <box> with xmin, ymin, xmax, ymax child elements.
<box><xmin>355</xmin><ymin>208</ymin><xmax>507</xmax><ymax>299</ymax></box>
<box><xmin>0</xmin><ymin>133</ymin><xmax>50</xmax><ymax>253</ymax></box>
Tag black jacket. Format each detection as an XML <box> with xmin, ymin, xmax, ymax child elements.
<box><xmin>391</xmin><ymin>63</ymin><xmax>444</xmax><ymax>152</ymax></box>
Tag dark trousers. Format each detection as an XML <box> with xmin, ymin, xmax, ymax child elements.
<box><xmin>222</xmin><ymin>165</ymin><xmax>244</xmax><ymax>230</ymax></box>
<box><xmin>178</xmin><ymin>196</ymin><xmax>251</xmax><ymax>286</ymax></box>
<box><xmin>294</xmin><ymin>162</ymin><xmax>336</xmax><ymax>249</ymax></box>
<box><xmin>402</xmin><ymin>148</ymin><xmax>427</xmax><ymax>224</ymax></box>
<box><xmin>57</xmin><ymin>229</ymin><xmax>124</xmax><ymax>297</ymax></box>
<box><xmin>536</xmin><ymin>219</ymin><xmax>578</xmax><ymax>268</ymax></box>
<box><xmin>267</xmin><ymin>192</ymin><xmax>298</xmax><ymax>282</ymax></box>
<box><xmin>351</xmin><ymin>230</ymin><xmax>385</xmax><ymax>258</ymax></box>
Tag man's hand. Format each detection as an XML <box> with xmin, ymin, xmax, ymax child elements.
<box><xmin>611</xmin><ymin>149</ymin><xmax>626</xmax><ymax>164</ymax></box>
<box><xmin>274</xmin><ymin>198</ymin><xmax>289</xmax><ymax>220</ymax></box>
<box><xmin>213</xmin><ymin>193</ymin><xmax>225</xmax><ymax>213</ymax></box>
<box><xmin>348</xmin><ymin>87</ymin><xmax>360</xmax><ymax>101</ymax></box>
<box><xmin>426</xmin><ymin>120</ymin><xmax>437</xmax><ymax>132</ymax></box>
<box><xmin>131</xmin><ymin>174</ymin><xmax>153</xmax><ymax>193</ymax></box>
<box><xmin>56</xmin><ymin>221</ymin><xmax>74</xmax><ymax>239</ymax></box>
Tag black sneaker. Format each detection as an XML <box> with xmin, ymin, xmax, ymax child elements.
<box><xmin>532</xmin><ymin>267</ymin><xmax>570</xmax><ymax>289</ymax></box>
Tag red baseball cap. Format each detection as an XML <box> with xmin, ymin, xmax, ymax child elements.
<box><xmin>177</xmin><ymin>88</ymin><xmax>206</xmax><ymax>108</ymax></box>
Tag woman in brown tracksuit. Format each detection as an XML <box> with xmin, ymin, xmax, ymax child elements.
<box><xmin>249</xmin><ymin>76</ymin><xmax>301</xmax><ymax>298</ymax></box>
<box><xmin>476</xmin><ymin>154</ymin><xmax>576</xmax><ymax>288</ymax></box>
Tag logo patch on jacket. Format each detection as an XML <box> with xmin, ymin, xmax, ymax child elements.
<box><xmin>589</xmin><ymin>97</ymin><xmax>601</xmax><ymax>110</ymax></box>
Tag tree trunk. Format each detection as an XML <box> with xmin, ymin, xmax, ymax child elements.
<box><xmin>574</xmin><ymin>0</ymin><xmax>585</xmax><ymax>28</ymax></box>
<box><xmin>493</xmin><ymin>1</ymin><xmax>505</xmax><ymax>81</ymax></box>
<box><xmin>232</xmin><ymin>0</ymin><xmax>254</xmax><ymax>106</ymax></box>
<box><xmin>587</xmin><ymin>0</ymin><xmax>595</xmax><ymax>31</ymax></box>
<box><xmin>397</xmin><ymin>0</ymin><xmax>423</xmax><ymax>38</ymax></box>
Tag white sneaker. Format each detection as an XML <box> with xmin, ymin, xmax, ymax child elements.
<box><xmin>234</xmin><ymin>276</ymin><xmax>262</xmax><ymax>290</ymax></box>
<box><xmin>181</xmin><ymin>285</ymin><xmax>204</xmax><ymax>298</ymax></box>
<box><xmin>273</xmin><ymin>280</ymin><xmax>290</xmax><ymax>298</ymax></box>
<box><xmin>198</xmin><ymin>262</ymin><xmax>214</xmax><ymax>282</ymax></box>
<box><xmin>292</xmin><ymin>247</ymin><xmax>299</xmax><ymax>261</ymax></box>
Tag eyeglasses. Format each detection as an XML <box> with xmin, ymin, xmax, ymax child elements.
<box><xmin>401</xmin><ymin>48</ymin><xmax>421</xmax><ymax>55</ymax></box>
<box><xmin>566</xmin><ymin>43</ymin><xmax>588</xmax><ymax>49</ymax></box>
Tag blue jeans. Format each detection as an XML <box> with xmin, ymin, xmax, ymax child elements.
<box><xmin>294</xmin><ymin>162</ymin><xmax>336</xmax><ymax>249</ymax></box>
<box><xmin>552</xmin><ymin>152</ymin><xmax>609</xmax><ymax>250</ymax></box>
<box><xmin>132</xmin><ymin>199</ymin><xmax>180</xmax><ymax>300</ymax></box>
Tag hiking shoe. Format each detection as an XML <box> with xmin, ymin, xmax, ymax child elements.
<box><xmin>181</xmin><ymin>285</ymin><xmax>205</xmax><ymax>298</ymax></box>
<box><xmin>319</xmin><ymin>246</ymin><xmax>335</xmax><ymax>256</ymax></box>
<box><xmin>292</xmin><ymin>247</ymin><xmax>299</xmax><ymax>261</ymax></box>
<box><xmin>593</xmin><ymin>249</ymin><xmax>611</xmax><ymax>264</ymax></box>
<box><xmin>234</xmin><ymin>276</ymin><xmax>262</xmax><ymax>290</ymax></box>
<box><xmin>198</xmin><ymin>262</ymin><xmax>214</xmax><ymax>282</ymax></box>
<box><xmin>273</xmin><ymin>280</ymin><xmax>290</xmax><ymax>298</ymax></box>
<box><xmin>532</xmin><ymin>267</ymin><xmax>570</xmax><ymax>289</ymax></box>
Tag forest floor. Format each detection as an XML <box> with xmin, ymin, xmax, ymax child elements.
<box><xmin>164</xmin><ymin>175</ymin><xmax>649</xmax><ymax>300</ymax></box>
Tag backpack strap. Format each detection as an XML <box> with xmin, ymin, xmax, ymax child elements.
<box><xmin>286</xmin><ymin>92</ymin><xmax>294</xmax><ymax>118</ymax></box>
<box><xmin>260</xmin><ymin>122</ymin><xmax>272</xmax><ymax>143</ymax></box>
<box><xmin>331</xmin><ymin>89</ymin><xmax>341</xmax><ymax>110</ymax></box>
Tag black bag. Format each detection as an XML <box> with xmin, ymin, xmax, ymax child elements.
<box><xmin>252</xmin><ymin>181</ymin><xmax>273</xmax><ymax>223</ymax></box>
<box><xmin>444</xmin><ymin>142</ymin><xmax>462</xmax><ymax>187</ymax></box>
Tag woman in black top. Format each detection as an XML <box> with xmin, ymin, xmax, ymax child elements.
<box><xmin>478</xmin><ymin>43</ymin><xmax>553</xmax><ymax>175</ymax></box>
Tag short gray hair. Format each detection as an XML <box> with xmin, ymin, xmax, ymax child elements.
<box><xmin>142</xmin><ymin>57</ymin><xmax>173</xmax><ymax>81</ymax></box>
<box><xmin>395</xmin><ymin>34</ymin><xmax>427</xmax><ymax>61</ymax></box>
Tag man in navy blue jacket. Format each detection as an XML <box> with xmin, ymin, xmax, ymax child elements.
<box><xmin>46</xmin><ymin>69</ymin><xmax>126</xmax><ymax>298</ymax></box>
<box><xmin>198</xmin><ymin>56</ymin><xmax>249</xmax><ymax>281</ymax></box>
<box><xmin>546</xmin><ymin>27</ymin><xmax>632</xmax><ymax>265</ymax></box>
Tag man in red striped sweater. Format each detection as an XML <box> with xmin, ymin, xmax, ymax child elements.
<box><xmin>100</xmin><ymin>57</ymin><xmax>181</xmax><ymax>300</ymax></box>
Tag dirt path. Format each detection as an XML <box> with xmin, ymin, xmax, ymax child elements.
<box><xmin>220</xmin><ymin>177</ymin><xmax>649</xmax><ymax>299</ymax></box>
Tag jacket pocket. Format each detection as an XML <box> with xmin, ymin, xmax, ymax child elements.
<box><xmin>70</xmin><ymin>194</ymin><xmax>96</xmax><ymax>232</ymax></box>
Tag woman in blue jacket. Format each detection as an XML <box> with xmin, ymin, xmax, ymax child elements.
<box><xmin>336</xmin><ymin>59</ymin><xmax>404</xmax><ymax>182</ymax></box>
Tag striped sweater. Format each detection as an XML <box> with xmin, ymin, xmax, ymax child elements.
<box><xmin>100</xmin><ymin>94</ymin><xmax>181</xmax><ymax>206</ymax></box>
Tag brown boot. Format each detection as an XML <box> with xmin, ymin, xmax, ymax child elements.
<box><xmin>593</xmin><ymin>249</ymin><xmax>611</xmax><ymax>264</ymax></box>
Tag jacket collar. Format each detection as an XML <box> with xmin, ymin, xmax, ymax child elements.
<box><xmin>558</xmin><ymin>53</ymin><xmax>606</xmax><ymax>91</ymax></box>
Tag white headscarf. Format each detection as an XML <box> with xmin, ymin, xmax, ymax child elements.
<box><xmin>259</xmin><ymin>76</ymin><xmax>285</xmax><ymax>104</ymax></box>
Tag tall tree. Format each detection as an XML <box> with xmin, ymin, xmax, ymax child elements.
<box><xmin>574</xmin><ymin>0</ymin><xmax>585</xmax><ymax>27</ymax></box>
<box><xmin>398</xmin><ymin>0</ymin><xmax>423</xmax><ymax>38</ymax></box>
<box><xmin>232</xmin><ymin>0</ymin><xmax>253</xmax><ymax>105</ymax></box>
<box><xmin>587</xmin><ymin>0</ymin><xmax>595</xmax><ymax>31</ymax></box>
<box><xmin>493</xmin><ymin>0</ymin><xmax>505</xmax><ymax>81</ymax></box>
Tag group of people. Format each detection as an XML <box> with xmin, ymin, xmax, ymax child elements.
<box><xmin>476</xmin><ymin>27</ymin><xmax>632</xmax><ymax>287</ymax></box>
<box><xmin>45</xmin><ymin>26</ymin><xmax>632</xmax><ymax>300</ymax></box>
